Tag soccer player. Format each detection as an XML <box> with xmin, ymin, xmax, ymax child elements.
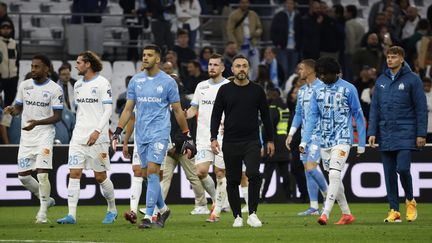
<box><xmin>286</xmin><ymin>59</ymin><xmax>328</xmax><ymax>216</ymax></box>
<box><xmin>4</xmin><ymin>54</ymin><xmax>63</xmax><ymax>223</ymax></box>
<box><xmin>57</xmin><ymin>51</ymin><xmax>117</xmax><ymax>224</ymax></box>
<box><xmin>113</xmin><ymin>44</ymin><xmax>196</xmax><ymax>229</ymax></box>
<box><xmin>185</xmin><ymin>53</ymin><xmax>230</xmax><ymax>222</ymax></box>
<box><xmin>211</xmin><ymin>54</ymin><xmax>274</xmax><ymax>228</ymax></box>
<box><xmin>300</xmin><ymin>57</ymin><xmax>366</xmax><ymax>225</ymax></box>
<box><xmin>368</xmin><ymin>46</ymin><xmax>427</xmax><ymax>222</ymax></box>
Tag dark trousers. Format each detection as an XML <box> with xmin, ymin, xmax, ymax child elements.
<box><xmin>127</xmin><ymin>25</ymin><xmax>141</xmax><ymax>61</ymax></box>
<box><xmin>380</xmin><ymin>150</ymin><xmax>413</xmax><ymax>211</ymax></box>
<box><xmin>290</xmin><ymin>146</ymin><xmax>308</xmax><ymax>202</ymax></box>
<box><xmin>151</xmin><ymin>20</ymin><xmax>174</xmax><ymax>53</ymax></box>
<box><xmin>261</xmin><ymin>160</ymin><xmax>291</xmax><ymax>201</ymax></box>
<box><xmin>0</xmin><ymin>76</ymin><xmax>18</xmax><ymax>106</ymax></box>
<box><xmin>223</xmin><ymin>140</ymin><xmax>261</xmax><ymax>218</ymax></box>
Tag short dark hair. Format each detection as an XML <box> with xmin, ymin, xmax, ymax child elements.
<box><xmin>143</xmin><ymin>44</ymin><xmax>161</xmax><ymax>56</ymax></box>
<box><xmin>232</xmin><ymin>54</ymin><xmax>250</xmax><ymax>66</ymax></box>
<box><xmin>209</xmin><ymin>53</ymin><xmax>224</xmax><ymax>64</ymax></box>
<box><xmin>58</xmin><ymin>63</ymin><xmax>71</xmax><ymax>74</ymax></box>
<box><xmin>177</xmin><ymin>28</ymin><xmax>188</xmax><ymax>37</ymax></box>
<box><xmin>188</xmin><ymin>60</ymin><xmax>201</xmax><ymax>69</ymax></box>
<box><xmin>346</xmin><ymin>5</ymin><xmax>357</xmax><ymax>18</ymax></box>
<box><xmin>315</xmin><ymin>57</ymin><xmax>341</xmax><ymax>75</ymax></box>
<box><xmin>32</xmin><ymin>54</ymin><xmax>52</xmax><ymax>68</ymax></box>
<box><xmin>0</xmin><ymin>2</ymin><xmax>7</xmax><ymax>9</ymax></box>
<box><xmin>387</xmin><ymin>46</ymin><xmax>405</xmax><ymax>58</ymax></box>
<box><xmin>78</xmin><ymin>51</ymin><xmax>103</xmax><ymax>72</ymax></box>
<box><xmin>300</xmin><ymin>59</ymin><xmax>316</xmax><ymax>70</ymax></box>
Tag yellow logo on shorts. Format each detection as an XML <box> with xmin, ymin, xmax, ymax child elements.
<box><xmin>42</xmin><ymin>148</ymin><xmax>50</xmax><ymax>156</ymax></box>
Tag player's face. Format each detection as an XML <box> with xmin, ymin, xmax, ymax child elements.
<box><xmin>232</xmin><ymin>58</ymin><xmax>249</xmax><ymax>81</ymax></box>
<box><xmin>319</xmin><ymin>71</ymin><xmax>338</xmax><ymax>84</ymax></box>
<box><xmin>31</xmin><ymin>59</ymin><xmax>48</xmax><ymax>81</ymax></box>
<box><xmin>76</xmin><ymin>56</ymin><xmax>89</xmax><ymax>76</ymax></box>
<box><xmin>386</xmin><ymin>53</ymin><xmax>404</xmax><ymax>70</ymax></box>
<box><xmin>208</xmin><ymin>58</ymin><xmax>224</xmax><ymax>79</ymax></box>
<box><xmin>142</xmin><ymin>50</ymin><xmax>160</xmax><ymax>70</ymax></box>
<box><xmin>298</xmin><ymin>63</ymin><xmax>312</xmax><ymax>80</ymax></box>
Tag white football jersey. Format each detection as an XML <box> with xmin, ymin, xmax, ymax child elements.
<box><xmin>191</xmin><ymin>78</ymin><xmax>229</xmax><ymax>148</ymax></box>
<box><xmin>15</xmin><ymin>79</ymin><xmax>63</xmax><ymax>146</ymax></box>
<box><xmin>71</xmin><ymin>75</ymin><xmax>112</xmax><ymax>145</ymax></box>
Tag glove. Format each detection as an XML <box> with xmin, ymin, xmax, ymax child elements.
<box><xmin>111</xmin><ymin>127</ymin><xmax>123</xmax><ymax>151</ymax></box>
<box><xmin>180</xmin><ymin>131</ymin><xmax>197</xmax><ymax>159</ymax></box>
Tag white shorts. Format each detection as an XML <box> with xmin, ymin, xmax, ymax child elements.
<box><xmin>68</xmin><ymin>143</ymin><xmax>110</xmax><ymax>172</ymax></box>
<box><xmin>17</xmin><ymin>144</ymin><xmax>53</xmax><ymax>172</ymax></box>
<box><xmin>320</xmin><ymin>144</ymin><xmax>351</xmax><ymax>172</ymax></box>
<box><xmin>132</xmin><ymin>142</ymin><xmax>141</xmax><ymax>166</ymax></box>
<box><xmin>195</xmin><ymin>149</ymin><xmax>225</xmax><ymax>169</ymax></box>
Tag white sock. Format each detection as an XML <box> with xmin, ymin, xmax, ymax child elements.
<box><xmin>311</xmin><ymin>201</ymin><xmax>319</xmax><ymax>210</ymax></box>
<box><xmin>323</xmin><ymin>170</ymin><xmax>341</xmax><ymax>218</ymax></box>
<box><xmin>37</xmin><ymin>173</ymin><xmax>51</xmax><ymax>216</ymax></box>
<box><xmin>200</xmin><ymin>175</ymin><xmax>216</xmax><ymax>203</ymax></box>
<box><xmin>100</xmin><ymin>178</ymin><xmax>117</xmax><ymax>213</ymax></box>
<box><xmin>19</xmin><ymin>175</ymin><xmax>40</xmax><ymax>199</ymax></box>
<box><xmin>159</xmin><ymin>205</ymin><xmax>167</xmax><ymax>214</ymax></box>
<box><xmin>68</xmin><ymin>178</ymin><xmax>80</xmax><ymax>219</ymax></box>
<box><xmin>241</xmin><ymin>186</ymin><xmax>249</xmax><ymax>206</ymax></box>
<box><xmin>214</xmin><ymin>177</ymin><xmax>227</xmax><ymax>214</ymax></box>
<box><xmin>336</xmin><ymin>182</ymin><xmax>351</xmax><ymax>215</ymax></box>
<box><xmin>130</xmin><ymin>176</ymin><xmax>143</xmax><ymax>213</ymax></box>
<box><xmin>144</xmin><ymin>214</ymin><xmax>152</xmax><ymax>222</ymax></box>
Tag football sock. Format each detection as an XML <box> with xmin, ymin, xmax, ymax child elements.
<box><xmin>100</xmin><ymin>178</ymin><xmax>116</xmax><ymax>213</ymax></box>
<box><xmin>68</xmin><ymin>178</ymin><xmax>81</xmax><ymax>219</ymax></box>
<box><xmin>146</xmin><ymin>173</ymin><xmax>161</xmax><ymax>216</ymax></box>
<box><xmin>323</xmin><ymin>170</ymin><xmax>341</xmax><ymax>218</ymax></box>
<box><xmin>130</xmin><ymin>176</ymin><xmax>143</xmax><ymax>213</ymax></box>
<box><xmin>37</xmin><ymin>173</ymin><xmax>51</xmax><ymax>216</ymax></box>
<box><xmin>19</xmin><ymin>175</ymin><xmax>40</xmax><ymax>199</ymax></box>
<box><xmin>305</xmin><ymin>171</ymin><xmax>319</xmax><ymax>209</ymax></box>
<box><xmin>201</xmin><ymin>175</ymin><xmax>216</xmax><ymax>203</ymax></box>
<box><xmin>214</xmin><ymin>177</ymin><xmax>227</xmax><ymax>214</ymax></box>
<box><xmin>309</xmin><ymin>168</ymin><xmax>328</xmax><ymax>195</ymax></box>
<box><xmin>336</xmin><ymin>182</ymin><xmax>351</xmax><ymax>215</ymax></box>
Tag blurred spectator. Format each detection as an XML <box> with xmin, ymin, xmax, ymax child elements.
<box><xmin>115</xmin><ymin>75</ymin><xmax>132</xmax><ymax>115</ymax></box>
<box><xmin>161</xmin><ymin>61</ymin><xmax>175</xmax><ymax>75</ymax></box>
<box><xmin>119</xmin><ymin>0</ymin><xmax>148</xmax><ymax>61</ymax></box>
<box><xmin>146</xmin><ymin>0</ymin><xmax>175</xmax><ymax>52</ymax></box>
<box><xmin>0</xmin><ymin>19</ymin><xmax>17</xmax><ymax>107</ymax></box>
<box><xmin>173</xmin><ymin>29</ymin><xmax>197</xmax><ymax>80</ymax></box>
<box><xmin>403</xmin><ymin>19</ymin><xmax>430</xmax><ymax>69</ymax></box>
<box><xmin>360</xmin><ymin>80</ymin><xmax>375</xmax><ymax>120</ymax></box>
<box><xmin>175</xmin><ymin>0</ymin><xmax>202</xmax><ymax>49</ymax></box>
<box><xmin>354</xmin><ymin>66</ymin><xmax>375</xmax><ymax>97</ymax></box>
<box><xmin>57</xmin><ymin>65</ymin><xmax>77</xmax><ymax>112</ymax></box>
<box><xmin>5</xmin><ymin>113</ymin><xmax>20</xmax><ymax>144</ymax></box>
<box><xmin>344</xmin><ymin>5</ymin><xmax>365</xmax><ymax>82</ymax></box>
<box><xmin>165</xmin><ymin>50</ymin><xmax>180</xmax><ymax>76</ymax></box>
<box><xmin>299</xmin><ymin>0</ymin><xmax>322</xmax><ymax>60</ymax></box>
<box><xmin>400</xmin><ymin>6</ymin><xmax>420</xmax><ymax>40</ymax></box>
<box><xmin>71</xmin><ymin>0</ymin><xmax>108</xmax><ymax>24</ymax></box>
<box><xmin>184</xmin><ymin>60</ymin><xmax>207</xmax><ymax>94</ymax></box>
<box><xmin>261</xmin><ymin>47</ymin><xmax>284</xmax><ymax>88</ymax></box>
<box><xmin>368</xmin><ymin>0</ymin><xmax>401</xmax><ymax>31</ymax></box>
<box><xmin>199</xmin><ymin>46</ymin><xmax>213</xmax><ymax>72</ymax></box>
<box><xmin>270</xmin><ymin>0</ymin><xmax>301</xmax><ymax>79</ymax></box>
<box><xmin>226</xmin><ymin>0</ymin><xmax>262</xmax><ymax>81</ymax></box>
<box><xmin>255</xmin><ymin>64</ymin><xmax>273</xmax><ymax>91</ymax></box>
<box><xmin>0</xmin><ymin>2</ymin><xmax>14</xmax><ymax>38</ymax></box>
<box><xmin>54</xmin><ymin>107</ymin><xmax>76</xmax><ymax>144</ymax></box>
<box><xmin>222</xmin><ymin>41</ymin><xmax>238</xmax><ymax>78</ymax></box>
<box><xmin>353</xmin><ymin>33</ymin><xmax>384</xmax><ymax>79</ymax></box>
<box><xmin>282</xmin><ymin>63</ymin><xmax>299</xmax><ymax>101</ymax></box>
<box><xmin>319</xmin><ymin>4</ymin><xmax>345</xmax><ymax>60</ymax></box>
<box><xmin>428</xmin><ymin>4</ymin><xmax>432</xmax><ymax>25</ymax></box>
<box><xmin>424</xmin><ymin>77</ymin><xmax>432</xmax><ymax>142</ymax></box>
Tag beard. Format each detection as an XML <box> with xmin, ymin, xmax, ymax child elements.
<box><xmin>235</xmin><ymin>72</ymin><xmax>248</xmax><ymax>80</ymax></box>
<box><xmin>78</xmin><ymin>69</ymin><xmax>86</xmax><ymax>76</ymax></box>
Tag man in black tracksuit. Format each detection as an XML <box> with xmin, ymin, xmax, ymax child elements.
<box><xmin>210</xmin><ymin>54</ymin><xmax>274</xmax><ymax>228</ymax></box>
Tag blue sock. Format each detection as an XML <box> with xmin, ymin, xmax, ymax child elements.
<box><xmin>309</xmin><ymin>168</ymin><xmax>328</xmax><ymax>193</ymax></box>
<box><xmin>145</xmin><ymin>173</ymin><xmax>160</xmax><ymax>216</ymax></box>
<box><xmin>156</xmin><ymin>186</ymin><xmax>166</xmax><ymax>210</ymax></box>
<box><xmin>305</xmin><ymin>171</ymin><xmax>319</xmax><ymax>206</ymax></box>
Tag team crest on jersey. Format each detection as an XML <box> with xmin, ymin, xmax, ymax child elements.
<box><xmin>156</xmin><ymin>85</ymin><xmax>163</xmax><ymax>93</ymax></box>
<box><xmin>42</xmin><ymin>91</ymin><xmax>50</xmax><ymax>101</ymax></box>
<box><xmin>398</xmin><ymin>83</ymin><xmax>405</xmax><ymax>90</ymax></box>
<box><xmin>91</xmin><ymin>87</ymin><xmax>98</xmax><ymax>96</ymax></box>
<box><xmin>335</xmin><ymin>92</ymin><xmax>342</xmax><ymax>101</ymax></box>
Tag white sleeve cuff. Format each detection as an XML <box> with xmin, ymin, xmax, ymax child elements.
<box><xmin>288</xmin><ymin>127</ymin><xmax>297</xmax><ymax>136</ymax></box>
<box><xmin>299</xmin><ymin>142</ymin><xmax>306</xmax><ymax>148</ymax></box>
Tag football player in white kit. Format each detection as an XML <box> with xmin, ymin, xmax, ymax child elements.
<box><xmin>185</xmin><ymin>53</ymin><xmax>230</xmax><ymax>222</ymax></box>
<box><xmin>4</xmin><ymin>54</ymin><xmax>63</xmax><ymax>224</ymax></box>
<box><xmin>57</xmin><ymin>51</ymin><xmax>117</xmax><ymax>224</ymax></box>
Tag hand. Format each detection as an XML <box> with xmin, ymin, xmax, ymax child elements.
<box><xmin>219</xmin><ymin>122</ymin><xmax>225</xmax><ymax>136</ymax></box>
<box><xmin>167</xmin><ymin>147</ymin><xmax>176</xmax><ymax>157</ymax></box>
<box><xmin>356</xmin><ymin>146</ymin><xmax>365</xmax><ymax>157</ymax></box>
<box><xmin>368</xmin><ymin>136</ymin><xmax>377</xmax><ymax>148</ymax></box>
<box><xmin>211</xmin><ymin>140</ymin><xmax>220</xmax><ymax>155</ymax></box>
<box><xmin>111</xmin><ymin>127</ymin><xmax>123</xmax><ymax>151</ymax></box>
<box><xmin>87</xmin><ymin>130</ymin><xmax>100</xmax><ymax>146</ymax></box>
<box><xmin>299</xmin><ymin>142</ymin><xmax>306</xmax><ymax>154</ymax></box>
<box><xmin>416</xmin><ymin>137</ymin><xmax>426</xmax><ymax>149</ymax></box>
<box><xmin>183</xmin><ymin>109</ymin><xmax>188</xmax><ymax>119</ymax></box>
<box><xmin>260</xmin><ymin>147</ymin><xmax>265</xmax><ymax>157</ymax></box>
<box><xmin>181</xmin><ymin>132</ymin><xmax>197</xmax><ymax>159</ymax></box>
<box><xmin>267</xmin><ymin>142</ymin><xmax>275</xmax><ymax>157</ymax></box>
<box><xmin>3</xmin><ymin>106</ymin><xmax>15</xmax><ymax>115</ymax></box>
<box><xmin>122</xmin><ymin>142</ymin><xmax>130</xmax><ymax>159</ymax></box>
<box><xmin>285</xmin><ymin>135</ymin><xmax>293</xmax><ymax>150</ymax></box>
<box><xmin>22</xmin><ymin>120</ymin><xmax>38</xmax><ymax>131</ymax></box>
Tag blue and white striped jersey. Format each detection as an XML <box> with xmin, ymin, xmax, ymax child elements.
<box><xmin>301</xmin><ymin>78</ymin><xmax>366</xmax><ymax>148</ymax></box>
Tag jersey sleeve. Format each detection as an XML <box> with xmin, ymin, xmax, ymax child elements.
<box><xmin>190</xmin><ymin>83</ymin><xmax>200</xmax><ymax>107</ymax></box>
<box><xmin>349</xmin><ymin>84</ymin><xmax>366</xmax><ymax>147</ymax></box>
<box><xmin>51</xmin><ymin>85</ymin><xmax>64</xmax><ymax>110</ymax></box>
<box><xmin>127</xmin><ymin>78</ymin><xmax>136</xmax><ymax>101</ymax></box>
<box><xmin>167</xmin><ymin>78</ymin><xmax>180</xmax><ymax>104</ymax></box>
<box><xmin>101</xmin><ymin>80</ymin><xmax>113</xmax><ymax>104</ymax></box>
<box><xmin>15</xmin><ymin>82</ymin><xmax>23</xmax><ymax>106</ymax></box>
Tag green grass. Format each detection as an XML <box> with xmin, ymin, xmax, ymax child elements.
<box><xmin>1</xmin><ymin>203</ymin><xmax>432</xmax><ymax>243</ymax></box>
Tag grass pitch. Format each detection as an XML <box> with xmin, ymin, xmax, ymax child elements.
<box><xmin>0</xmin><ymin>203</ymin><xmax>432</xmax><ymax>243</ymax></box>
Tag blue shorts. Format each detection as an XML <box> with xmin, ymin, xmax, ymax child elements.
<box><xmin>300</xmin><ymin>141</ymin><xmax>321</xmax><ymax>164</ymax></box>
<box><xmin>137</xmin><ymin>140</ymin><xmax>169</xmax><ymax>168</ymax></box>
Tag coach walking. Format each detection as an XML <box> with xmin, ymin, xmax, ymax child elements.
<box><xmin>210</xmin><ymin>54</ymin><xmax>274</xmax><ymax>228</ymax></box>
<box><xmin>368</xmin><ymin>46</ymin><xmax>427</xmax><ymax>223</ymax></box>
